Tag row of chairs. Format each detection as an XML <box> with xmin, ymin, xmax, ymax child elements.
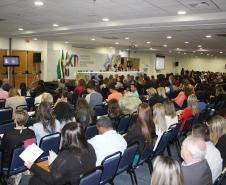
<box><xmin>0</xmin><ymin>132</ymin><xmax>61</xmax><ymax>182</ymax></box>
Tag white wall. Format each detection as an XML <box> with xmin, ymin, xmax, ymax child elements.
<box><xmin>178</xmin><ymin>56</ymin><xmax>226</xmax><ymax>73</ymax></box>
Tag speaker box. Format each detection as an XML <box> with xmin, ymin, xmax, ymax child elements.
<box><xmin>33</xmin><ymin>53</ymin><xmax>41</xmax><ymax>63</ymax></box>
<box><xmin>175</xmin><ymin>62</ymin><xmax>179</xmax><ymax>67</ymax></box>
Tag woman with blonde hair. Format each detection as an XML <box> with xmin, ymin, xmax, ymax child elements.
<box><xmin>147</xmin><ymin>88</ymin><xmax>165</xmax><ymax>107</ymax></box>
<box><xmin>153</xmin><ymin>103</ymin><xmax>167</xmax><ymax>148</ymax></box>
<box><xmin>208</xmin><ymin>115</ymin><xmax>226</xmax><ymax>166</ymax></box>
<box><xmin>163</xmin><ymin>100</ymin><xmax>178</xmax><ymax>128</ymax></box>
<box><xmin>5</xmin><ymin>88</ymin><xmax>27</xmax><ymax>113</ymax></box>
<box><xmin>157</xmin><ymin>87</ymin><xmax>167</xmax><ymax>99</ymax></box>
<box><xmin>179</xmin><ymin>94</ymin><xmax>199</xmax><ymax>131</ymax></box>
<box><xmin>151</xmin><ymin>156</ymin><xmax>183</xmax><ymax>185</ymax></box>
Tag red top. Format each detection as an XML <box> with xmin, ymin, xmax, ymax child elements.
<box><xmin>74</xmin><ymin>85</ymin><xmax>86</xmax><ymax>96</ymax></box>
<box><xmin>178</xmin><ymin>107</ymin><xmax>193</xmax><ymax>131</ymax></box>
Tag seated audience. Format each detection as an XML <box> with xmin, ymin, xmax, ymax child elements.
<box><xmin>88</xmin><ymin>116</ymin><xmax>127</xmax><ymax>166</ymax></box>
<box><xmin>151</xmin><ymin>156</ymin><xmax>183</xmax><ymax>185</ymax></box>
<box><xmin>119</xmin><ymin>90</ymin><xmax>142</xmax><ymax>115</ymax></box>
<box><xmin>33</xmin><ymin>80</ymin><xmax>46</xmax><ymax>97</ymax></box>
<box><xmin>214</xmin><ymin>85</ymin><xmax>226</xmax><ymax>108</ymax></box>
<box><xmin>163</xmin><ymin>100</ymin><xmax>178</xmax><ymax>128</ymax></box>
<box><xmin>85</xmin><ymin>82</ymin><xmax>103</xmax><ymax>109</ymax></box>
<box><xmin>172</xmin><ymin>84</ymin><xmax>193</xmax><ymax>108</ymax></box>
<box><xmin>208</xmin><ymin>115</ymin><xmax>226</xmax><ymax>167</ymax></box>
<box><xmin>107</xmin><ymin>99</ymin><xmax>123</xmax><ymax>128</ymax></box>
<box><xmin>0</xmin><ymin>79</ymin><xmax>8</xmax><ymax>100</ymax></box>
<box><xmin>75</xmin><ymin>98</ymin><xmax>96</xmax><ymax>128</ymax></box>
<box><xmin>5</xmin><ymin>88</ymin><xmax>27</xmax><ymax>113</ymax></box>
<box><xmin>19</xmin><ymin>82</ymin><xmax>30</xmax><ymax>96</ymax></box>
<box><xmin>181</xmin><ymin>135</ymin><xmax>212</xmax><ymax>185</ymax></box>
<box><xmin>157</xmin><ymin>87</ymin><xmax>168</xmax><ymax>102</ymax></box>
<box><xmin>35</xmin><ymin>92</ymin><xmax>53</xmax><ymax>105</ymax></box>
<box><xmin>32</xmin><ymin>102</ymin><xmax>61</xmax><ymax>144</ymax></box>
<box><xmin>26</xmin><ymin>122</ymin><xmax>96</xmax><ymax>185</ymax></box>
<box><xmin>55</xmin><ymin>79</ymin><xmax>68</xmax><ymax>94</ymax></box>
<box><xmin>54</xmin><ymin>90</ymin><xmax>73</xmax><ymax>108</ymax></box>
<box><xmin>107</xmin><ymin>83</ymin><xmax>122</xmax><ymax>101</ymax></box>
<box><xmin>1</xmin><ymin>110</ymin><xmax>36</xmax><ymax>167</ymax></box>
<box><xmin>74</xmin><ymin>79</ymin><xmax>86</xmax><ymax>96</ymax></box>
<box><xmin>153</xmin><ymin>103</ymin><xmax>167</xmax><ymax>147</ymax></box>
<box><xmin>130</xmin><ymin>83</ymin><xmax>139</xmax><ymax>98</ymax></box>
<box><xmin>54</xmin><ymin>102</ymin><xmax>76</xmax><ymax>128</ymax></box>
<box><xmin>179</xmin><ymin>94</ymin><xmax>199</xmax><ymax>131</ymax></box>
<box><xmin>192</xmin><ymin>124</ymin><xmax>222</xmax><ymax>182</ymax></box>
<box><xmin>147</xmin><ymin>88</ymin><xmax>165</xmax><ymax>107</ymax></box>
<box><xmin>2</xmin><ymin>78</ymin><xmax>12</xmax><ymax>92</ymax></box>
<box><xmin>125</xmin><ymin>103</ymin><xmax>156</xmax><ymax>154</ymax></box>
<box><xmin>196</xmin><ymin>90</ymin><xmax>207</xmax><ymax>112</ymax></box>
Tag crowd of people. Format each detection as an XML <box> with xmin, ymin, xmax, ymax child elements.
<box><xmin>0</xmin><ymin>69</ymin><xmax>225</xmax><ymax>185</ymax></box>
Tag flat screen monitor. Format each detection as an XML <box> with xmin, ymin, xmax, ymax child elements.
<box><xmin>155</xmin><ymin>55</ymin><xmax>165</xmax><ymax>70</ymax></box>
<box><xmin>3</xmin><ymin>56</ymin><xmax>20</xmax><ymax>67</ymax></box>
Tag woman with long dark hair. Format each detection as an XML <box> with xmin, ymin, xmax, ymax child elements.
<box><xmin>26</xmin><ymin>122</ymin><xmax>96</xmax><ymax>185</ymax></box>
<box><xmin>125</xmin><ymin>102</ymin><xmax>156</xmax><ymax>153</ymax></box>
<box><xmin>32</xmin><ymin>102</ymin><xmax>61</xmax><ymax>144</ymax></box>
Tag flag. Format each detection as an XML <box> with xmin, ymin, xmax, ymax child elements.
<box><xmin>57</xmin><ymin>50</ymin><xmax>65</xmax><ymax>79</ymax></box>
<box><xmin>65</xmin><ymin>51</ymin><xmax>69</xmax><ymax>65</ymax></box>
<box><xmin>74</xmin><ymin>55</ymin><xmax>78</xmax><ymax>67</ymax></box>
<box><xmin>68</xmin><ymin>55</ymin><xmax>74</xmax><ymax>67</ymax></box>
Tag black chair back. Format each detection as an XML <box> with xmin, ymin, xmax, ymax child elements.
<box><xmin>180</xmin><ymin>117</ymin><xmax>194</xmax><ymax>135</ymax></box>
<box><xmin>94</xmin><ymin>104</ymin><xmax>108</xmax><ymax>116</ymax></box>
<box><xmin>25</xmin><ymin>96</ymin><xmax>35</xmax><ymax>111</ymax></box>
<box><xmin>153</xmin><ymin>130</ymin><xmax>172</xmax><ymax>157</ymax></box>
<box><xmin>100</xmin><ymin>151</ymin><xmax>121</xmax><ymax>185</ymax></box>
<box><xmin>26</xmin><ymin>116</ymin><xmax>37</xmax><ymax>127</ymax></box>
<box><xmin>116</xmin><ymin>114</ymin><xmax>131</xmax><ymax>134</ymax></box>
<box><xmin>214</xmin><ymin>168</ymin><xmax>226</xmax><ymax>185</ymax></box>
<box><xmin>85</xmin><ymin>125</ymin><xmax>98</xmax><ymax>140</ymax></box>
<box><xmin>168</xmin><ymin>123</ymin><xmax>180</xmax><ymax>142</ymax></box>
<box><xmin>8</xmin><ymin>147</ymin><xmax>26</xmax><ymax>176</ymax></box>
<box><xmin>38</xmin><ymin>132</ymin><xmax>61</xmax><ymax>162</ymax></box>
<box><xmin>116</xmin><ymin>143</ymin><xmax>138</xmax><ymax>175</ymax></box>
<box><xmin>0</xmin><ymin>107</ymin><xmax>13</xmax><ymax>123</ymax></box>
<box><xmin>0</xmin><ymin>122</ymin><xmax>15</xmax><ymax>134</ymax></box>
<box><xmin>79</xmin><ymin>167</ymin><xmax>102</xmax><ymax>185</ymax></box>
<box><xmin>0</xmin><ymin>99</ymin><xmax>5</xmax><ymax>108</ymax></box>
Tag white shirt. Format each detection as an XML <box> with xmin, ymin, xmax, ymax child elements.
<box><xmin>165</xmin><ymin>115</ymin><xmax>178</xmax><ymax>129</ymax></box>
<box><xmin>88</xmin><ymin>130</ymin><xmax>127</xmax><ymax>166</ymax></box>
<box><xmin>205</xmin><ymin>141</ymin><xmax>223</xmax><ymax>182</ymax></box>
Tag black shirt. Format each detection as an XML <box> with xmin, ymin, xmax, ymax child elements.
<box><xmin>216</xmin><ymin>134</ymin><xmax>226</xmax><ymax>167</ymax></box>
<box><xmin>29</xmin><ymin>144</ymin><xmax>96</xmax><ymax>185</ymax></box>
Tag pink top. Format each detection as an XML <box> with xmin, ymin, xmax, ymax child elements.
<box><xmin>107</xmin><ymin>90</ymin><xmax>123</xmax><ymax>101</ymax></box>
<box><xmin>173</xmin><ymin>91</ymin><xmax>186</xmax><ymax>107</ymax></box>
<box><xmin>0</xmin><ymin>89</ymin><xmax>8</xmax><ymax>100</ymax></box>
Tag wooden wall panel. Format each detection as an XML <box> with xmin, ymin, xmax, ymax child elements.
<box><xmin>0</xmin><ymin>50</ymin><xmax>8</xmax><ymax>79</ymax></box>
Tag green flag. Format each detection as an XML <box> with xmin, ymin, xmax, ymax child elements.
<box><xmin>57</xmin><ymin>50</ymin><xmax>65</xmax><ymax>79</ymax></box>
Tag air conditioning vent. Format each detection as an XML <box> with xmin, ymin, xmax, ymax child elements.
<box><xmin>102</xmin><ymin>36</ymin><xmax>120</xmax><ymax>40</ymax></box>
<box><xmin>0</xmin><ymin>18</ymin><xmax>5</xmax><ymax>22</ymax></box>
<box><xmin>216</xmin><ymin>34</ymin><xmax>226</xmax><ymax>37</ymax></box>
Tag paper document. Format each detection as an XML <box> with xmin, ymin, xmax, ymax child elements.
<box><xmin>19</xmin><ymin>143</ymin><xmax>44</xmax><ymax>163</ymax></box>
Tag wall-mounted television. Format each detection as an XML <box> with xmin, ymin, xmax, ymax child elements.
<box><xmin>3</xmin><ymin>56</ymin><xmax>20</xmax><ymax>67</ymax></box>
<box><xmin>155</xmin><ymin>55</ymin><xmax>165</xmax><ymax>70</ymax></box>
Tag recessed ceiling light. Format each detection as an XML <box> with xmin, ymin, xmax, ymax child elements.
<box><xmin>177</xmin><ymin>52</ymin><xmax>181</xmax><ymax>54</ymax></box>
<box><xmin>146</xmin><ymin>41</ymin><xmax>151</xmax><ymax>44</ymax></box>
<box><xmin>177</xmin><ymin>10</ymin><xmax>187</xmax><ymax>15</ymax></box>
<box><xmin>167</xmin><ymin>36</ymin><xmax>172</xmax><ymax>39</ymax></box>
<box><xmin>109</xmin><ymin>47</ymin><xmax>113</xmax><ymax>49</ymax></box>
<box><xmin>193</xmin><ymin>51</ymin><xmax>196</xmax><ymax>53</ymax></box>
<box><xmin>115</xmin><ymin>42</ymin><xmax>119</xmax><ymax>45</ymax></box>
<box><xmin>163</xmin><ymin>44</ymin><xmax>167</xmax><ymax>47</ymax></box>
<box><xmin>207</xmin><ymin>53</ymin><xmax>210</xmax><ymax>56</ymax></box>
<box><xmin>200</xmin><ymin>52</ymin><xmax>203</xmax><ymax>55</ymax></box>
<box><xmin>219</xmin><ymin>51</ymin><xmax>223</xmax><ymax>54</ymax></box>
<box><xmin>102</xmin><ymin>18</ymin><xmax>109</xmax><ymax>22</ymax></box>
<box><xmin>53</xmin><ymin>24</ymin><xmax>59</xmax><ymax>27</ymax></box>
<box><xmin>199</xmin><ymin>48</ymin><xmax>203</xmax><ymax>50</ymax></box>
<box><xmin>176</xmin><ymin>48</ymin><xmax>180</xmax><ymax>50</ymax></box>
<box><xmin>91</xmin><ymin>38</ymin><xmax>96</xmax><ymax>41</ymax></box>
<box><xmin>135</xmin><ymin>44</ymin><xmax>138</xmax><ymax>47</ymax></box>
<box><xmin>33</xmin><ymin>38</ymin><xmax>38</xmax><ymax>41</ymax></box>
<box><xmin>184</xmin><ymin>53</ymin><xmax>187</xmax><ymax>55</ymax></box>
<box><xmin>184</xmin><ymin>41</ymin><xmax>189</xmax><ymax>44</ymax></box>
<box><xmin>169</xmin><ymin>51</ymin><xmax>172</xmax><ymax>53</ymax></box>
<box><xmin>64</xmin><ymin>41</ymin><xmax>69</xmax><ymax>44</ymax></box>
<box><xmin>18</xmin><ymin>28</ymin><xmax>24</xmax><ymax>31</ymax></box>
<box><xmin>125</xmin><ymin>37</ymin><xmax>129</xmax><ymax>40</ymax></box>
<box><xmin>205</xmin><ymin>35</ymin><xmax>212</xmax><ymax>38</ymax></box>
<box><xmin>34</xmin><ymin>1</ymin><xmax>44</xmax><ymax>6</ymax></box>
<box><xmin>197</xmin><ymin>45</ymin><xmax>202</xmax><ymax>48</ymax></box>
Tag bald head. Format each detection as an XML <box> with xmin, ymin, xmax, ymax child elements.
<box><xmin>181</xmin><ymin>135</ymin><xmax>206</xmax><ymax>164</ymax></box>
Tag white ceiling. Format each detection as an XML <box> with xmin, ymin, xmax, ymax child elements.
<box><xmin>0</xmin><ymin>0</ymin><xmax>226</xmax><ymax>55</ymax></box>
